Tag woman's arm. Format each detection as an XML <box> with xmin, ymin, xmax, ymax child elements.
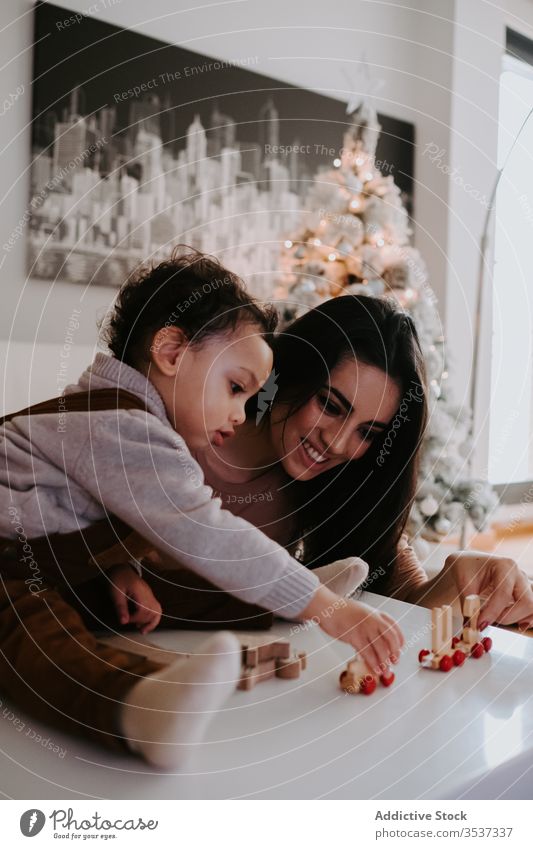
<box><xmin>403</xmin><ymin>548</ymin><xmax>533</xmax><ymax>629</ymax></box>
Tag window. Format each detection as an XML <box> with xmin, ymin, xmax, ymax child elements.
<box><xmin>489</xmin><ymin>33</ymin><xmax>533</xmax><ymax>492</ymax></box>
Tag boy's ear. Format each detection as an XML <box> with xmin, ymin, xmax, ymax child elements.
<box><xmin>149</xmin><ymin>326</ymin><xmax>188</xmax><ymax>376</ymax></box>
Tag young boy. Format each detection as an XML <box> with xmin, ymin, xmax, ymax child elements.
<box><xmin>0</xmin><ymin>248</ymin><xmax>403</xmax><ymax>769</ymax></box>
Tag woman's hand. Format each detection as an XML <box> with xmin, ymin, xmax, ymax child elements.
<box><xmin>445</xmin><ymin>551</ymin><xmax>533</xmax><ymax>630</ymax></box>
<box><xmin>300</xmin><ymin>585</ymin><xmax>404</xmax><ymax>676</ymax></box>
<box><xmin>107</xmin><ymin>564</ymin><xmax>162</xmax><ymax>635</ymax></box>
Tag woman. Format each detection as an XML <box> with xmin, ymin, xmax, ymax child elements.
<box><xmin>104</xmin><ymin>294</ymin><xmax>533</xmax><ymax>630</ymax></box>
<box><xmin>190</xmin><ymin>293</ymin><xmax>533</xmax><ymax>629</ymax></box>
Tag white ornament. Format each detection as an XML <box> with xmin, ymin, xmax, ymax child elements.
<box><xmin>420</xmin><ymin>495</ymin><xmax>439</xmax><ymax>517</ymax></box>
<box><xmin>433</xmin><ymin>517</ymin><xmax>452</xmax><ymax>535</ymax></box>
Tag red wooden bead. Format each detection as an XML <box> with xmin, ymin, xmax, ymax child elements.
<box><xmin>451</xmin><ymin>636</ymin><xmax>460</xmax><ymax>648</ymax></box>
<box><xmin>471</xmin><ymin>643</ymin><xmax>484</xmax><ymax>659</ymax></box>
<box><xmin>482</xmin><ymin>637</ymin><xmax>493</xmax><ymax>653</ymax></box>
<box><xmin>439</xmin><ymin>655</ymin><xmax>453</xmax><ymax>672</ymax></box>
<box><xmin>360</xmin><ymin>676</ymin><xmax>377</xmax><ymax>695</ymax></box>
<box><xmin>380</xmin><ymin>670</ymin><xmax>395</xmax><ymax>687</ymax></box>
<box><xmin>418</xmin><ymin>649</ymin><xmax>430</xmax><ymax>663</ymax></box>
<box><xmin>453</xmin><ymin>649</ymin><xmax>466</xmax><ymax>666</ymax></box>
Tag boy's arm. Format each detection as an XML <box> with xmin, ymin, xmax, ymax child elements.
<box><xmin>70</xmin><ymin>411</ymin><xmax>320</xmax><ymax>619</ymax></box>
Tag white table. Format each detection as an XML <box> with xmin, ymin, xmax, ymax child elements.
<box><xmin>1</xmin><ymin>592</ymin><xmax>532</xmax><ymax>799</ymax></box>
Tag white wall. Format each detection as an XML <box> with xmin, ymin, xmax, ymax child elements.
<box><xmin>0</xmin><ymin>0</ymin><xmax>532</xmax><ymax>479</ymax></box>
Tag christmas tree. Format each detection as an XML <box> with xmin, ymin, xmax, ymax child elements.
<box><xmin>275</xmin><ymin>101</ymin><xmax>497</xmax><ymax>540</ymax></box>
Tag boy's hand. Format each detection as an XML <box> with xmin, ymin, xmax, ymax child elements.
<box><xmin>107</xmin><ymin>564</ymin><xmax>162</xmax><ymax>635</ymax></box>
<box><xmin>300</xmin><ymin>585</ymin><xmax>404</xmax><ymax>676</ymax></box>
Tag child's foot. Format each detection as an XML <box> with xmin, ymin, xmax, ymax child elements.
<box><xmin>314</xmin><ymin>557</ymin><xmax>369</xmax><ymax>597</ymax></box>
<box><xmin>120</xmin><ymin>631</ymin><xmax>241</xmax><ymax>769</ymax></box>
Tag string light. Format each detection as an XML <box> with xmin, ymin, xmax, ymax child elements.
<box><xmin>350</xmin><ymin>199</ymin><xmax>360</xmax><ymax>210</ymax></box>
<box><xmin>328</xmin><ymin>252</ymin><xmax>337</xmax><ymax>261</ymax></box>
<box><xmin>284</xmin><ymin>240</ymin><xmax>293</xmax><ymax>249</ymax></box>
<box><xmin>333</xmin><ymin>158</ymin><xmax>341</xmax><ymax>167</ymax></box>
<box><xmin>313</xmin><ymin>238</ymin><xmax>322</xmax><ymax>246</ymax></box>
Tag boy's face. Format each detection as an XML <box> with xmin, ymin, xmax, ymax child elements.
<box><xmin>148</xmin><ymin>322</ymin><xmax>273</xmax><ymax>450</ymax></box>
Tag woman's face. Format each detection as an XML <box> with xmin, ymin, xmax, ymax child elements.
<box><xmin>270</xmin><ymin>357</ymin><xmax>402</xmax><ymax>481</ymax></box>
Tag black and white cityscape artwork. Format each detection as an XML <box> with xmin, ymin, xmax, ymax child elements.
<box><xmin>29</xmin><ymin>1</ymin><xmax>414</xmax><ymax>295</ymax></box>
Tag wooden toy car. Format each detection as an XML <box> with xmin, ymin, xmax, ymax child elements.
<box><xmin>418</xmin><ymin>594</ymin><xmax>492</xmax><ymax>671</ymax></box>
<box><xmin>339</xmin><ymin>656</ymin><xmax>395</xmax><ymax>695</ymax></box>
<box><xmin>238</xmin><ymin>635</ymin><xmax>307</xmax><ymax>690</ymax></box>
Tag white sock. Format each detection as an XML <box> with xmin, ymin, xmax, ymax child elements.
<box><xmin>314</xmin><ymin>557</ymin><xmax>369</xmax><ymax>597</ymax></box>
<box><xmin>120</xmin><ymin>631</ymin><xmax>241</xmax><ymax>770</ymax></box>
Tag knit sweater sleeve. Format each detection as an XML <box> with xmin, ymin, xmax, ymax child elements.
<box><xmin>385</xmin><ymin>534</ymin><xmax>429</xmax><ymax>601</ymax></box>
<box><xmin>70</xmin><ymin>410</ymin><xmax>319</xmax><ymax>618</ymax></box>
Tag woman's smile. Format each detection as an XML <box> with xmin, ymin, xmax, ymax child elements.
<box><xmin>298</xmin><ymin>436</ymin><xmax>329</xmax><ymax>468</ymax></box>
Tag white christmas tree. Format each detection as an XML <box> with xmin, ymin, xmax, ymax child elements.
<box><xmin>275</xmin><ymin>101</ymin><xmax>497</xmax><ymax>540</ymax></box>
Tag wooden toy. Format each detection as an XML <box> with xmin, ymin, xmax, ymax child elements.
<box><xmin>98</xmin><ymin>632</ymin><xmax>308</xmax><ymax>691</ymax></box>
<box><xmin>238</xmin><ymin>634</ymin><xmax>307</xmax><ymax>690</ymax></box>
<box><xmin>418</xmin><ymin>594</ymin><xmax>493</xmax><ymax>672</ymax></box>
<box><xmin>339</xmin><ymin>656</ymin><xmax>395</xmax><ymax>695</ymax></box>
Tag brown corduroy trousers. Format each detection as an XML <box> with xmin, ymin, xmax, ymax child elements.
<box><xmin>0</xmin><ymin>562</ymin><xmax>272</xmax><ymax>756</ymax></box>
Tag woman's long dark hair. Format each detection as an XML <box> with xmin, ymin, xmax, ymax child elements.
<box><xmin>263</xmin><ymin>295</ymin><xmax>428</xmax><ymax>594</ymax></box>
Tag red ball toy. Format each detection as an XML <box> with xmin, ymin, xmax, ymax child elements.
<box><xmin>439</xmin><ymin>655</ymin><xmax>453</xmax><ymax>672</ymax></box>
<box><xmin>360</xmin><ymin>676</ymin><xmax>377</xmax><ymax>695</ymax></box>
<box><xmin>482</xmin><ymin>636</ymin><xmax>493</xmax><ymax>652</ymax></box>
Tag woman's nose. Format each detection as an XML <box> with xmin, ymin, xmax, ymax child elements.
<box><xmin>323</xmin><ymin>424</ymin><xmax>352</xmax><ymax>457</ymax></box>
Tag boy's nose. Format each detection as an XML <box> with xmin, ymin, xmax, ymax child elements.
<box><xmin>231</xmin><ymin>403</ymin><xmax>247</xmax><ymax>426</ymax></box>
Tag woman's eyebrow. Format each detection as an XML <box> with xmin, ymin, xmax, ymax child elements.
<box><xmin>327</xmin><ymin>385</ymin><xmax>354</xmax><ymax>413</ymax></box>
<box><xmin>327</xmin><ymin>386</ymin><xmax>389</xmax><ymax>428</ymax></box>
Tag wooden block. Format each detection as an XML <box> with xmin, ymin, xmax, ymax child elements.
<box><xmin>298</xmin><ymin>651</ymin><xmax>307</xmax><ymax>671</ymax></box>
<box><xmin>432</xmin><ymin>607</ymin><xmax>443</xmax><ymax>655</ymax></box>
<box><xmin>339</xmin><ymin>672</ymin><xmax>361</xmax><ymax>694</ymax></box>
<box><xmin>267</xmin><ymin>639</ymin><xmax>291</xmax><ymax>660</ymax></box>
<box><xmin>461</xmin><ymin>627</ymin><xmax>479</xmax><ymax>647</ymax></box>
<box><xmin>276</xmin><ymin>656</ymin><xmax>303</xmax><ymax>679</ymax></box>
<box><xmin>238</xmin><ymin>670</ymin><xmax>256</xmax><ymax>691</ymax></box>
<box><xmin>240</xmin><ymin>635</ymin><xmax>291</xmax><ymax>666</ymax></box>
<box><xmin>346</xmin><ymin>657</ymin><xmax>368</xmax><ymax>678</ymax></box>
<box><xmin>463</xmin><ymin>595</ymin><xmax>481</xmax><ymax>631</ymax></box>
<box><xmin>340</xmin><ymin>656</ymin><xmax>370</xmax><ymax>693</ymax></box>
<box><xmin>441</xmin><ymin>604</ymin><xmax>453</xmax><ymax>653</ymax></box>
<box><xmin>238</xmin><ymin>658</ymin><xmax>277</xmax><ymax>690</ymax></box>
<box><xmin>242</xmin><ymin>646</ymin><xmax>259</xmax><ymax>667</ymax></box>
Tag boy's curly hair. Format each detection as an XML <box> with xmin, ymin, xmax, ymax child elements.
<box><xmin>99</xmin><ymin>246</ymin><xmax>278</xmax><ymax>367</ymax></box>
